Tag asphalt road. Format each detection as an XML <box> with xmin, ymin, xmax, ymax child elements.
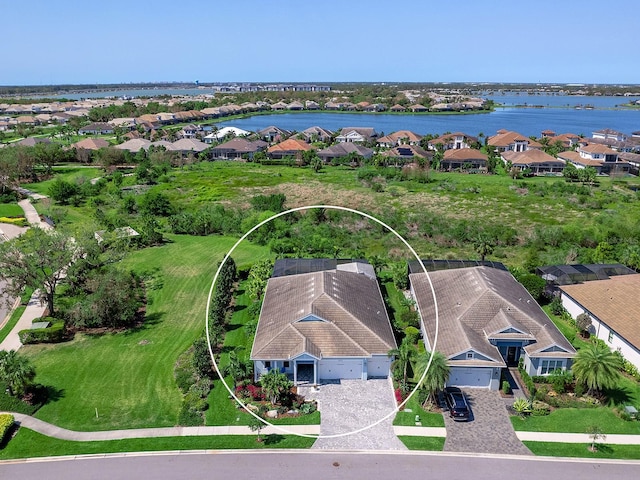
<box><xmin>1</xmin><ymin>451</ymin><xmax>638</xmax><ymax>480</ymax></box>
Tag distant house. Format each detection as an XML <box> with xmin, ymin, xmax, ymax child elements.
<box><xmin>305</xmin><ymin>100</ymin><xmax>320</xmax><ymax>110</ymax></box>
<box><xmin>178</xmin><ymin>124</ymin><xmax>201</xmax><ymax>139</ymax></box>
<box><xmin>411</xmin><ymin>265</ymin><xmax>576</xmax><ymax>389</ymax></box>
<box><xmin>300</xmin><ymin>126</ymin><xmax>334</xmax><ymax>143</ymax></box>
<box><xmin>577</xmin><ymin>144</ymin><xmax>630</xmax><ymax>174</ymax></box>
<box><xmin>257</xmin><ymin>126</ymin><xmax>290</xmax><ymax>143</ymax></box>
<box><xmin>382</xmin><ymin>145</ymin><xmax>432</xmax><ymax>165</ymax></box>
<box><xmin>79</xmin><ymin>122</ymin><xmax>114</xmax><ymax>135</ymax></box>
<box><xmin>210</xmin><ymin>138</ymin><xmax>267</xmax><ymax>160</ymax></box>
<box><xmin>251</xmin><ymin>260</ymin><xmax>396</xmax><ymax>384</ymax></box>
<box><xmin>390</xmin><ymin>104</ymin><xmax>406</xmax><ymax>112</ymax></box>
<box><xmin>546</xmin><ymin>133</ymin><xmax>581</xmax><ymax>149</ymax></box>
<box><xmin>288</xmin><ymin>101</ymin><xmax>304</xmax><ymax>110</ymax></box>
<box><xmin>376</xmin><ymin>130</ymin><xmax>423</xmax><ymax>148</ymax></box>
<box><xmin>270</xmin><ymin>101</ymin><xmax>288</xmax><ymax>111</ymax></box>
<box><xmin>317</xmin><ymin>143</ymin><xmax>373</xmax><ymax>163</ymax></box>
<box><xmin>363</xmin><ymin>103</ymin><xmax>386</xmax><ymax>112</ymax></box>
<box><xmin>203</xmin><ymin>126</ymin><xmax>252</xmax><ymax>144</ymax></box>
<box><xmin>441</xmin><ymin>148</ymin><xmax>487</xmax><ymax>171</ymax></box>
<box><xmin>541</xmin><ymin>129</ymin><xmax>556</xmax><ymax>138</ymax></box>
<box><xmin>427</xmin><ymin>132</ymin><xmax>477</xmax><ymax>151</ymax></box>
<box><xmin>71</xmin><ymin>138</ymin><xmax>110</xmax><ymax>151</ymax></box>
<box><xmin>16</xmin><ymin>137</ymin><xmax>52</xmax><ymax>147</ymax></box>
<box><xmin>169</xmin><ymin>138</ymin><xmax>209</xmax><ymax>154</ymax></box>
<box><xmin>267</xmin><ymin>138</ymin><xmax>312</xmax><ymax>159</ymax></box>
<box><xmin>558</xmin><ymin>151</ymin><xmax>604</xmax><ymax>174</ymax></box>
<box><xmin>115</xmin><ymin>138</ymin><xmax>152</xmax><ymax>153</ymax></box>
<box><xmin>560</xmin><ymin>274</ymin><xmax>640</xmax><ymax>371</ymax></box>
<box><xmin>335</xmin><ymin>127</ymin><xmax>377</xmax><ymax>144</ymax></box>
<box><xmin>592</xmin><ymin>128</ymin><xmax>627</xmax><ymax>142</ymax></box>
<box><xmin>488</xmin><ymin>130</ymin><xmax>541</xmax><ymax>152</ymax></box>
<box><xmin>501</xmin><ymin>149</ymin><xmax>566</xmax><ymax>175</ymax></box>
<box><xmin>409</xmin><ymin>104</ymin><xmax>428</xmax><ymax>112</ymax></box>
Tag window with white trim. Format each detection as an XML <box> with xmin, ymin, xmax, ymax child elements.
<box><xmin>540</xmin><ymin>359</ymin><xmax>564</xmax><ymax>375</ymax></box>
<box><xmin>264</xmin><ymin>361</ymin><xmax>271</xmax><ymax>369</ymax></box>
<box><xmin>466</xmin><ymin>352</ymin><xmax>474</xmax><ymax>359</ymax></box>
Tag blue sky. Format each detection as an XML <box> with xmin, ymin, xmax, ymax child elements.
<box><xmin>2</xmin><ymin>0</ymin><xmax>638</xmax><ymax>85</ymax></box>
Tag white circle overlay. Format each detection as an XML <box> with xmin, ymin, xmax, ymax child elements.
<box><xmin>205</xmin><ymin>205</ymin><xmax>439</xmax><ymax>439</ymax></box>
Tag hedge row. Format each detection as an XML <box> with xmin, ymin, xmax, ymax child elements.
<box><xmin>0</xmin><ymin>413</ymin><xmax>14</xmax><ymax>442</ymax></box>
<box><xmin>18</xmin><ymin>321</ymin><xmax>65</xmax><ymax>344</ymax></box>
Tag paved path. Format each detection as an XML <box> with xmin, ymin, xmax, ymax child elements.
<box><xmin>0</xmin><ymin>223</ymin><xmax>28</xmax><ymax>325</ymax></box>
<box><xmin>2</xmin><ymin>412</ymin><xmax>319</xmax><ymax>441</ymax></box>
<box><xmin>299</xmin><ymin>378</ymin><xmax>407</xmax><ymax>450</ymax></box>
<box><xmin>18</xmin><ymin>199</ymin><xmax>51</xmax><ymax>230</ymax></box>
<box><xmin>0</xmin><ymin>290</ymin><xmax>47</xmax><ymax>352</ymax></box>
<box><xmin>443</xmin><ymin>389</ymin><xmax>532</xmax><ymax>455</ymax></box>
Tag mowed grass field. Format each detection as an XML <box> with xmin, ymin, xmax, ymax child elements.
<box><xmin>21</xmin><ymin>234</ymin><xmax>271</xmax><ymax>431</ymax></box>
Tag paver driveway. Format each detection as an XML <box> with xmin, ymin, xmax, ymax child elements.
<box><xmin>299</xmin><ymin>378</ymin><xmax>407</xmax><ymax>450</ymax></box>
<box><xmin>443</xmin><ymin>388</ymin><xmax>532</xmax><ymax>455</ymax></box>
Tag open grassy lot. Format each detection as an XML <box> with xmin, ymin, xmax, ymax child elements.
<box><xmin>523</xmin><ymin>441</ymin><xmax>640</xmax><ymax>460</ymax></box>
<box><xmin>0</xmin><ymin>428</ymin><xmax>314</xmax><ymax>460</ymax></box>
<box><xmin>511</xmin><ymin>408</ymin><xmax>640</xmax><ymax>434</ymax></box>
<box><xmin>0</xmin><ymin>203</ymin><xmax>24</xmax><ymax>217</ymax></box>
<box><xmin>23</xmin><ymin>166</ymin><xmax>103</xmax><ymax>196</ymax></box>
<box><xmin>393</xmin><ymin>395</ymin><xmax>445</xmax><ymax>427</ymax></box>
<box><xmin>21</xmin><ymin>235</ymin><xmax>271</xmax><ymax>431</ymax></box>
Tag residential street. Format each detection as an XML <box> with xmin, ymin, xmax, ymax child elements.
<box><xmin>1</xmin><ymin>451</ymin><xmax>638</xmax><ymax>480</ymax></box>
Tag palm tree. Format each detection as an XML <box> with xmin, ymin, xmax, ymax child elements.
<box><xmin>414</xmin><ymin>350</ymin><xmax>450</xmax><ymax>408</ymax></box>
<box><xmin>259</xmin><ymin>370</ymin><xmax>292</xmax><ymax>405</ymax></box>
<box><xmin>572</xmin><ymin>342</ymin><xmax>622</xmax><ymax>395</ymax></box>
<box><xmin>0</xmin><ymin>350</ymin><xmax>36</xmax><ymax>397</ymax></box>
<box><xmin>224</xmin><ymin>351</ymin><xmax>251</xmax><ymax>389</ymax></box>
<box><xmin>388</xmin><ymin>337</ymin><xmax>417</xmax><ymax>385</ymax></box>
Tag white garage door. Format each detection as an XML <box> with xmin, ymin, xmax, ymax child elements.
<box><xmin>318</xmin><ymin>359</ymin><xmax>363</xmax><ymax>380</ymax></box>
<box><xmin>367</xmin><ymin>356</ymin><xmax>391</xmax><ymax>378</ymax></box>
<box><xmin>448</xmin><ymin>367</ymin><xmax>492</xmax><ymax>388</ymax></box>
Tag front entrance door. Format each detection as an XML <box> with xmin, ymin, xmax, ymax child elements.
<box><xmin>506</xmin><ymin>347</ymin><xmax>517</xmax><ymax>366</ymax></box>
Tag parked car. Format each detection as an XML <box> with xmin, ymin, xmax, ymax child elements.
<box><xmin>444</xmin><ymin>387</ymin><xmax>470</xmax><ymax>421</ymax></box>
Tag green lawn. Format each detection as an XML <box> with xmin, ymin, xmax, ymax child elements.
<box><xmin>0</xmin><ymin>428</ymin><xmax>314</xmax><ymax>460</ymax></box>
<box><xmin>393</xmin><ymin>395</ymin><xmax>445</xmax><ymax>427</ymax></box>
<box><xmin>0</xmin><ymin>307</ymin><xmax>26</xmax><ymax>344</ymax></box>
<box><xmin>397</xmin><ymin>436</ymin><xmax>445</xmax><ymax>451</ymax></box>
<box><xmin>0</xmin><ymin>203</ymin><xmax>24</xmax><ymax>217</ymax></box>
<box><xmin>21</xmin><ymin>167</ymin><xmax>103</xmax><ymax>195</ymax></box>
<box><xmin>21</xmin><ymin>235</ymin><xmax>271</xmax><ymax>431</ymax></box>
<box><xmin>206</xmin><ymin>280</ymin><xmax>320</xmax><ymax>426</ymax></box>
<box><xmin>511</xmin><ymin>408</ymin><xmax>640</xmax><ymax>434</ymax></box>
<box><xmin>523</xmin><ymin>441</ymin><xmax>640</xmax><ymax>460</ymax></box>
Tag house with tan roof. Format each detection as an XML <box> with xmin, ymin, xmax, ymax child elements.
<box><xmin>427</xmin><ymin>132</ymin><xmax>477</xmax><ymax>151</ymax></box>
<box><xmin>560</xmin><ymin>274</ymin><xmax>640</xmax><ymax>371</ymax></box>
<box><xmin>317</xmin><ymin>143</ymin><xmax>373</xmax><ymax>164</ymax></box>
<box><xmin>71</xmin><ymin>138</ymin><xmax>110</xmax><ymax>151</ymax></box>
<box><xmin>376</xmin><ymin>130</ymin><xmax>423</xmax><ymax>148</ymax></box>
<box><xmin>300</xmin><ymin>126</ymin><xmax>334</xmax><ymax>143</ymax></box>
<box><xmin>578</xmin><ymin>143</ymin><xmax>630</xmax><ymax>174</ymax></box>
<box><xmin>442</xmin><ymin>148</ymin><xmax>487</xmax><ymax>171</ymax></box>
<box><xmin>488</xmin><ymin>130</ymin><xmax>541</xmax><ymax>152</ymax></box>
<box><xmin>335</xmin><ymin>127</ymin><xmax>377</xmax><ymax>144</ymax></box>
<box><xmin>79</xmin><ymin>122</ymin><xmax>114</xmax><ymax>135</ymax></box>
<box><xmin>267</xmin><ymin>138</ymin><xmax>312</xmax><ymax>159</ymax></box>
<box><xmin>251</xmin><ymin>260</ymin><xmax>396</xmax><ymax>384</ymax></box>
<box><xmin>501</xmin><ymin>149</ymin><xmax>566</xmax><ymax>175</ymax></box>
<box><xmin>382</xmin><ymin>145</ymin><xmax>432</xmax><ymax>165</ymax></box>
<box><xmin>410</xmin><ymin>265</ymin><xmax>576</xmax><ymax>389</ymax></box>
<box><xmin>557</xmin><ymin>150</ymin><xmax>603</xmax><ymax>173</ymax></box>
<box><xmin>258</xmin><ymin>126</ymin><xmax>290</xmax><ymax>143</ymax></box>
<box><xmin>210</xmin><ymin>138</ymin><xmax>267</xmax><ymax>160</ymax></box>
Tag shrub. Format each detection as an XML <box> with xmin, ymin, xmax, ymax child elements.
<box><xmin>549</xmin><ymin>296</ymin><xmax>566</xmax><ymax>316</ymax></box>
<box><xmin>574</xmin><ymin>383</ymin><xmax>585</xmax><ymax>397</ymax></box>
<box><xmin>18</xmin><ymin>321</ymin><xmax>65</xmax><ymax>344</ymax></box>
<box><xmin>299</xmin><ymin>402</ymin><xmax>316</xmax><ymax>415</ymax></box>
<box><xmin>0</xmin><ymin>413</ymin><xmax>14</xmax><ymax>442</ymax></box>
<box><xmin>531</xmin><ymin>401</ymin><xmax>551</xmax><ymax>416</ymax></box>
<box><xmin>502</xmin><ymin>381</ymin><xmax>512</xmax><ymax>395</ymax></box>
<box><xmin>512</xmin><ymin>398</ymin><xmax>532</xmax><ymax>417</ymax></box>
<box><xmin>177</xmin><ymin>403</ymin><xmax>203</xmax><ymax>426</ymax></box>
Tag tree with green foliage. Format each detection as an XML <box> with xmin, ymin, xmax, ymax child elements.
<box><xmin>473</xmin><ymin>234</ymin><xmax>494</xmax><ymax>262</ymax></box>
<box><xmin>575</xmin><ymin>313</ymin><xmax>592</xmax><ymax>335</ymax></box>
<box><xmin>246</xmin><ymin>259</ymin><xmax>273</xmax><ymax>301</ymax></box>
<box><xmin>388</xmin><ymin>337</ymin><xmax>417</xmax><ymax>385</ymax></box>
<box><xmin>0</xmin><ymin>350</ymin><xmax>36</xmax><ymax>397</ymax></box>
<box><xmin>0</xmin><ymin>228</ymin><xmax>76</xmax><ymax>316</ymax></box>
<box><xmin>139</xmin><ymin>191</ymin><xmax>174</xmax><ymax>216</ymax></box>
<box><xmin>390</xmin><ymin>261</ymin><xmax>409</xmax><ymax>290</ymax></box>
<box><xmin>259</xmin><ymin>370</ymin><xmax>293</xmax><ymax>405</ymax></box>
<box><xmin>248</xmin><ymin>413</ymin><xmax>266</xmax><ymax>442</ymax></box>
<box><xmin>572</xmin><ymin>342</ymin><xmax>623</xmax><ymax>395</ymax></box>
<box><xmin>563</xmin><ymin>162</ymin><xmax>579</xmax><ymax>181</ymax></box>
<box><xmin>224</xmin><ymin>350</ymin><xmax>252</xmax><ymax>389</ymax></box>
<box><xmin>414</xmin><ymin>350</ymin><xmax>450</xmax><ymax>408</ymax></box>
<box><xmin>48</xmin><ymin>178</ymin><xmax>81</xmax><ymax>204</ymax></box>
<box><xmin>587</xmin><ymin>425</ymin><xmax>606</xmax><ymax>452</ymax></box>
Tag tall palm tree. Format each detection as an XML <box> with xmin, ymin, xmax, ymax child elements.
<box><xmin>0</xmin><ymin>350</ymin><xmax>36</xmax><ymax>397</ymax></box>
<box><xmin>388</xmin><ymin>337</ymin><xmax>417</xmax><ymax>385</ymax></box>
<box><xmin>572</xmin><ymin>342</ymin><xmax>622</xmax><ymax>395</ymax></box>
<box><xmin>414</xmin><ymin>350</ymin><xmax>450</xmax><ymax>408</ymax></box>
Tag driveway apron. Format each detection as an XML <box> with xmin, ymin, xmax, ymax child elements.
<box><xmin>443</xmin><ymin>389</ymin><xmax>532</xmax><ymax>455</ymax></box>
<box><xmin>299</xmin><ymin>378</ymin><xmax>407</xmax><ymax>450</ymax></box>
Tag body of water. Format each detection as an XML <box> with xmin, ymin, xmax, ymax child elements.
<box><xmin>219</xmin><ymin>109</ymin><xmax>640</xmax><ymax>139</ymax></box>
<box><xmin>484</xmin><ymin>92</ymin><xmax>637</xmax><ymax>108</ymax></box>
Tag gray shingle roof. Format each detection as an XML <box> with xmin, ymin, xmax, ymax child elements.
<box><xmin>251</xmin><ymin>268</ymin><xmax>396</xmax><ymax>360</ymax></box>
<box><xmin>410</xmin><ymin>266</ymin><xmax>575</xmax><ymax>364</ymax></box>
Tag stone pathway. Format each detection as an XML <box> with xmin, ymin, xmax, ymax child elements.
<box><xmin>299</xmin><ymin>378</ymin><xmax>407</xmax><ymax>450</ymax></box>
<box><xmin>443</xmin><ymin>389</ymin><xmax>532</xmax><ymax>456</ymax></box>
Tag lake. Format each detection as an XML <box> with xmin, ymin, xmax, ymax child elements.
<box><xmin>218</xmin><ymin>109</ymin><xmax>640</xmax><ymax>138</ymax></box>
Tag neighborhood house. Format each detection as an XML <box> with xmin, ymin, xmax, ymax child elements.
<box><xmin>250</xmin><ymin>260</ymin><xmax>396</xmax><ymax>385</ymax></box>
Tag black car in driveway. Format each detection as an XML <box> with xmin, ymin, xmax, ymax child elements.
<box><xmin>444</xmin><ymin>387</ymin><xmax>470</xmax><ymax>421</ymax></box>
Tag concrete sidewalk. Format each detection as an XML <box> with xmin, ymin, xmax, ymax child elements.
<box><xmin>3</xmin><ymin>413</ymin><xmax>320</xmax><ymax>441</ymax></box>
<box><xmin>0</xmin><ymin>290</ymin><xmax>47</xmax><ymax>352</ymax></box>
<box><xmin>18</xmin><ymin>199</ymin><xmax>51</xmax><ymax>230</ymax></box>
<box><xmin>395</xmin><ymin>425</ymin><xmax>640</xmax><ymax>444</ymax></box>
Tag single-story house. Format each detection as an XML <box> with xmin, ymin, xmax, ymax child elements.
<box><xmin>560</xmin><ymin>274</ymin><xmax>640</xmax><ymax>371</ymax></box>
<box><xmin>15</xmin><ymin>137</ymin><xmax>52</xmax><ymax>147</ymax></box>
<box><xmin>209</xmin><ymin>138</ymin><xmax>267</xmax><ymax>160</ymax></box>
<box><xmin>169</xmin><ymin>138</ymin><xmax>209</xmax><ymax>154</ymax></box>
<box><xmin>501</xmin><ymin>149</ymin><xmax>566</xmax><ymax>175</ymax></box>
<box><xmin>70</xmin><ymin>138</ymin><xmax>110</xmax><ymax>151</ymax></box>
<box><xmin>377</xmin><ymin>130</ymin><xmax>423</xmax><ymax>148</ymax></box>
<box><xmin>203</xmin><ymin>126</ymin><xmax>252</xmax><ymax>144</ymax></box>
<box><xmin>300</xmin><ymin>126</ymin><xmax>334</xmax><ymax>143</ymax></box>
<box><xmin>441</xmin><ymin>148</ymin><xmax>487</xmax><ymax>171</ymax></box>
<box><xmin>381</xmin><ymin>145</ymin><xmax>433</xmax><ymax>165</ymax></box>
<box><xmin>257</xmin><ymin>126</ymin><xmax>290</xmax><ymax>143</ymax></box>
<box><xmin>251</xmin><ymin>261</ymin><xmax>396</xmax><ymax>384</ymax></box>
<box><xmin>115</xmin><ymin>138</ymin><xmax>152</xmax><ymax>153</ymax></box>
<box><xmin>410</xmin><ymin>265</ymin><xmax>576</xmax><ymax>389</ymax></box>
<box><xmin>267</xmin><ymin>138</ymin><xmax>312</xmax><ymax>159</ymax></box>
<box><xmin>316</xmin><ymin>142</ymin><xmax>373</xmax><ymax>163</ymax></box>
<box><xmin>79</xmin><ymin>122</ymin><xmax>114</xmax><ymax>135</ymax></box>
<box><xmin>335</xmin><ymin>127</ymin><xmax>377</xmax><ymax>143</ymax></box>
